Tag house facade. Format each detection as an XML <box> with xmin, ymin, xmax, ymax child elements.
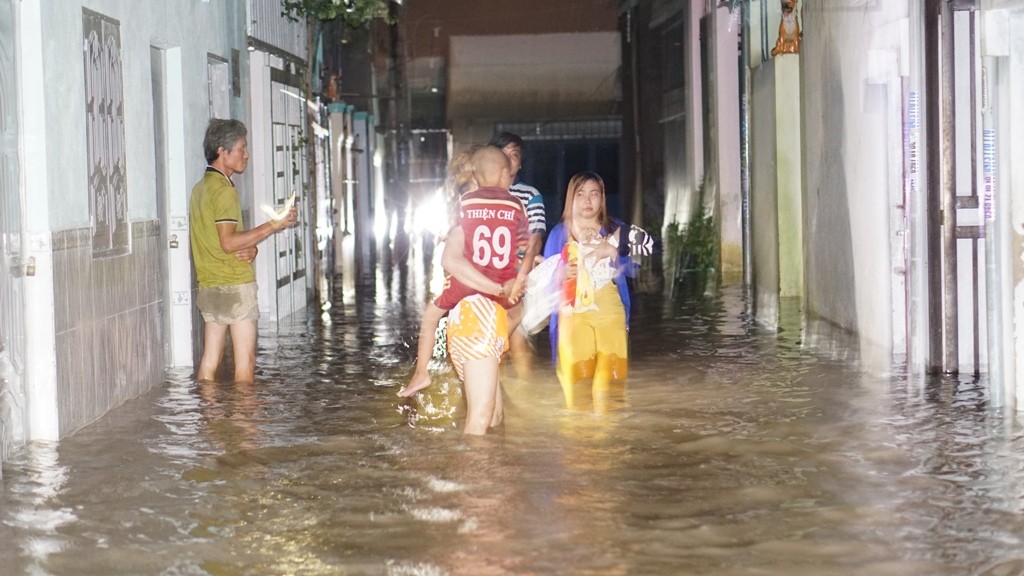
<box><xmin>635</xmin><ymin>0</ymin><xmax>1024</xmax><ymax>408</ymax></box>
<box><xmin>0</xmin><ymin>0</ymin><xmax>330</xmax><ymax>470</ymax></box>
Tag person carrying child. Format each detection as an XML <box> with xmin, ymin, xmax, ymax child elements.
<box><xmin>400</xmin><ymin>146</ymin><xmax>538</xmax><ymax>434</ymax></box>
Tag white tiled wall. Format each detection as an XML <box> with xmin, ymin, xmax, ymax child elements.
<box><xmin>52</xmin><ymin>220</ymin><xmax>165</xmax><ymax>436</ymax></box>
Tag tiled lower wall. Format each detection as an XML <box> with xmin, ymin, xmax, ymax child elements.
<box><xmin>51</xmin><ymin>221</ymin><xmax>165</xmax><ymax>437</ymax></box>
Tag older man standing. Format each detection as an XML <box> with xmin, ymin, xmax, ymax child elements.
<box><xmin>189</xmin><ymin>119</ymin><xmax>297</xmax><ymax>383</ymax></box>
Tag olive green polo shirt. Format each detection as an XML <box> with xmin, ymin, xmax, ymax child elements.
<box><xmin>188</xmin><ymin>167</ymin><xmax>255</xmax><ymax>287</ymax></box>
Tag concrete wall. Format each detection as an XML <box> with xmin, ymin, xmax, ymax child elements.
<box><xmin>449</xmin><ymin>32</ymin><xmax>620</xmax><ymax>116</ymax></box>
<box><xmin>662</xmin><ymin>1</ymin><xmax>706</xmax><ymax>233</ymax></box>
<box><xmin>776</xmin><ymin>57</ymin><xmax>802</xmax><ymax>299</ymax></box>
<box><xmin>713</xmin><ymin>6</ymin><xmax>743</xmax><ymax>284</ymax></box>
<box><xmin>405</xmin><ymin>0</ymin><xmax>617</xmax><ymax>60</ymax></box>
<box><xmin>799</xmin><ymin>2</ymin><xmax>907</xmax><ymax>369</ymax></box>
<box><xmin>745</xmin><ymin>17</ymin><xmax>807</xmax><ymax>331</ymax></box>
<box><xmin>993</xmin><ymin>4</ymin><xmax>1024</xmax><ymax>405</ymax></box>
<box><xmin>748</xmin><ymin>58</ymin><xmax>779</xmax><ymax>328</ymax></box>
<box><xmin>30</xmin><ymin>1</ymin><xmax>246</xmax><ymax>230</ymax></box>
<box><xmin>52</xmin><ymin>224</ymin><xmax>163</xmax><ymax>435</ymax></box>
<box><xmin>447</xmin><ymin>32</ymin><xmax>621</xmax><ymax>145</ymax></box>
<box><xmin>19</xmin><ymin>0</ymin><xmax>249</xmax><ymax>439</ymax></box>
<box><xmin>1013</xmin><ymin>10</ymin><xmax>1024</xmax><ymax>407</ymax></box>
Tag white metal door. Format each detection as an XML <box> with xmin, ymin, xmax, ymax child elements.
<box><xmin>270</xmin><ymin>76</ymin><xmax>310</xmax><ymax>318</ymax></box>
<box><xmin>249</xmin><ymin>50</ymin><xmax>310</xmax><ymax>321</ymax></box>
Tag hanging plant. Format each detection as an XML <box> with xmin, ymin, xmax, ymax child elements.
<box><xmin>281</xmin><ymin>0</ymin><xmax>391</xmax><ymax>26</ymax></box>
<box><xmin>722</xmin><ymin>0</ymin><xmax>747</xmax><ymax>13</ymax></box>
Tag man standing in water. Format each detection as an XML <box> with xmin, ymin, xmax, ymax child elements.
<box><xmin>189</xmin><ymin>119</ymin><xmax>297</xmax><ymax>383</ymax></box>
<box><xmin>489</xmin><ymin>132</ymin><xmax>546</xmax><ymax>378</ymax></box>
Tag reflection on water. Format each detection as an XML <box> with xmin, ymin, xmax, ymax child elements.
<box><xmin>2</xmin><ymin>276</ymin><xmax>1024</xmax><ymax>575</ymax></box>
<box><xmin>2</xmin><ymin>443</ymin><xmax>75</xmax><ymax>569</ymax></box>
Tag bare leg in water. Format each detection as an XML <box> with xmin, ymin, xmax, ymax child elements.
<box><xmin>507</xmin><ymin>303</ymin><xmax>533</xmax><ymax>379</ymax></box>
<box><xmin>462</xmin><ymin>357</ymin><xmax>501</xmax><ymax>435</ymax></box>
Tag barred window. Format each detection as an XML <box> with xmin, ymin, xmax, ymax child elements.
<box><xmin>83</xmin><ymin>9</ymin><xmax>130</xmax><ymax>257</ymax></box>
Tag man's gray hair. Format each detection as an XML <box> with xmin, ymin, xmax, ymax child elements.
<box><xmin>203</xmin><ymin>119</ymin><xmax>247</xmax><ymax>164</ymax></box>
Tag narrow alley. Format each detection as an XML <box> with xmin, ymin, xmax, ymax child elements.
<box><xmin>3</xmin><ymin>1</ymin><xmax>1024</xmax><ymax>574</ymax></box>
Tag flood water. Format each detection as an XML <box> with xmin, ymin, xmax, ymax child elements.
<box><xmin>3</xmin><ymin>266</ymin><xmax>1024</xmax><ymax>575</ymax></box>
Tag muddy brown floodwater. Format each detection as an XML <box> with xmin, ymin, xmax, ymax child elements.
<box><xmin>2</xmin><ymin>274</ymin><xmax>1024</xmax><ymax>575</ymax></box>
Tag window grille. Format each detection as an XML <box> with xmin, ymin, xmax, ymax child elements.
<box><xmin>495</xmin><ymin>119</ymin><xmax>621</xmax><ymax>142</ymax></box>
<box><xmin>83</xmin><ymin>9</ymin><xmax>130</xmax><ymax>257</ymax></box>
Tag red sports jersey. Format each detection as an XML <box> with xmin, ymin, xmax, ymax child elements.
<box><xmin>434</xmin><ymin>186</ymin><xmax>529</xmax><ymax>310</ymax></box>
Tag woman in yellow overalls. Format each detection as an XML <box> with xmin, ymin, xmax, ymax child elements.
<box><xmin>542</xmin><ymin>172</ymin><xmax>654</xmax><ymax>413</ymax></box>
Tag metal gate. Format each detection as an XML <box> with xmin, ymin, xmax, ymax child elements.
<box><xmin>0</xmin><ymin>0</ymin><xmax>24</xmax><ymax>469</ymax></box>
<box><xmin>246</xmin><ymin>0</ymin><xmax>311</xmax><ymax>321</ymax></box>
<box><xmin>925</xmin><ymin>0</ymin><xmax>987</xmax><ymax>375</ymax></box>
<box><xmin>269</xmin><ymin>72</ymin><xmax>310</xmax><ymax>318</ymax></box>
<box><xmin>249</xmin><ymin>49</ymin><xmax>311</xmax><ymax>321</ymax></box>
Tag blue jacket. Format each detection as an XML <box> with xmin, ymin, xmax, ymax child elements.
<box><xmin>541</xmin><ymin>219</ymin><xmax>636</xmax><ymax>361</ymax></box>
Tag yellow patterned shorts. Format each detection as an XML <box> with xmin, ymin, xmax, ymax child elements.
<box><xmin>446</xmin><ymin>294</ymin><xmax>508</xmax><ymax>381</ymax></box>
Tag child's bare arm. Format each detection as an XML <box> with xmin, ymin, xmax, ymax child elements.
<box><xmin>507</xmin><ymin>232</ymin><xmax>543</xmax><ymax>304</ymax></box>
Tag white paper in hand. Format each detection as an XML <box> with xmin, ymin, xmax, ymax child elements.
<box><xmin>261</xmin><ymin>193</ymin><xmax>295</xmax><ymax>221</ymax></box>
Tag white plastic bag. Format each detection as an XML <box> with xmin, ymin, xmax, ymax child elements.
<box><xmin>521</xmin><ymin>255</ymin><xmax>562</xmax><ymax>334</ymax></box>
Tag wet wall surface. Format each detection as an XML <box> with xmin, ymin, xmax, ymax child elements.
<box><xmin>1</xmin><ymin>282</ymin><xmax>1023</xmax><ymax>576</ymax></box>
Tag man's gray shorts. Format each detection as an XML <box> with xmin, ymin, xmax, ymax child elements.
<box><xmin>196</xmin><ymin>282</ymin><xmax>259</xmax><ymax>324</ymax></box>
